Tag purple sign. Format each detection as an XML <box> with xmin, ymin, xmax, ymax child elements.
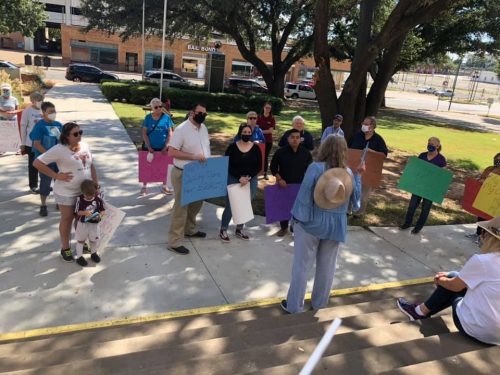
<box><xmin>264</xmin><ymin>184</ymin><xmax>301</xmax><ymax>224</ymax></box>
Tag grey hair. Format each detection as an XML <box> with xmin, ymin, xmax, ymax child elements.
<box><xmin>365</xmin><ymin>116</ymin><xmax>377</xmax><ymax>128</ymax></box>
<box><xmin>292</xmin><ymin>115</ymin><xmax>305</xmax><ymax>125</ymax></box>
<box><xmin>30</xmin><ymin>91</ymin><xmax>44</xmax><ymax>102</ymax></box>
<box><xmin>150</xmin><ymin>97</ymin><xmax>162</xmax><ymax>107</ymax></box>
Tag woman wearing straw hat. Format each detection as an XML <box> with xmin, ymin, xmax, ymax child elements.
<box><xmin>281</xmin><ymin>136</ymin><xmax>364</xmax><ymax>314</ymax></box>
<box><xmin>396</xmin><ymin>216</ymin><xmax>500</xmax><ymax>345</ymax></box>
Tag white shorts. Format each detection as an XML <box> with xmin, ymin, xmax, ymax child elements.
<box><xmin>75</xmin><ymin>221</ymin><xmax>101</xmax><ymax>242</ymax></box>
<box><xmin>54</xmin><ymin>193</ymin><xmax>78</xmax><ymax>207</ymax></box>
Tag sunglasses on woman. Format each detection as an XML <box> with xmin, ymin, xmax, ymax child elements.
<box><xmin>72</xmin><ymin>130</ymin><xmax>83</xmax><ymax>137</ymax></box>
<box><xmin>153</xmin><ymin>106</ymin><xmax>162</xmax><ymax>109</ymax></box>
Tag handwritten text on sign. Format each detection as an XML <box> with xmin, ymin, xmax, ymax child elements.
<box><xmin>181</xmin><ymin>157</ymin><xmax>229</xmax><ymax>206</ymax></box>
<box><xmin>0</xmin><ymin>120</ymin><xmax>21</xmax><ymax>152</ymax></box>
<box><xmin>96</xmin><ymin>202</ymin><xmax>126</xmax><ymax>252</ymax></box>
<box><xmin>397</xmin><ymin>156</ymin><xmax>453</xmax><ymax>204</ymax></box>
<box><xmin>472</xmin><ymin>173</ymin><xmax>500</xmax><ymax>217</ymax></box>
<box><xmin>462</xmin><ymin>178</ymin><xmax>493</xmax><ymax>220</ymax></box>
<box><xmin>138</xmin><ymin>151</ymin><xmax>173</xmax><ymax>183</ymax></box>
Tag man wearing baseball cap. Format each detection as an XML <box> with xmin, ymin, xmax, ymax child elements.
<box><xmin>320</xmin><ymin>114</ymin><xmax>344</xmax><ymax>144</ymax></box>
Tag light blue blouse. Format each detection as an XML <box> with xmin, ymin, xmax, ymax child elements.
<box><xmin>320</xmin><ymin>126</ymin><xmax>345</xmax><ymax>143</ymax></box>
<box><xmin>291</xmin><ymin>162</ymin><xmax>362</xmax><ymax>242</ymax></box>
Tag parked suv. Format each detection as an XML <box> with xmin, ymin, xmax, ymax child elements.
<box><xmin>65</xmin><ymin>63</ymin><xmax>118</xmax><ymax>83</ymax></box>
<box><xmin>143</xmin><ymin>70</ymin><xmax>191</xmax><ymax>86</ymax></box>
<box><xmin>0</xmin><ymin>60</ymin><xmax>21</xmax><ymax>80</ymax></box>
<box><xmin>284</xmin><ymin>83</ymin><xmax>316</xmax><ymax>99</ymax></box>
<box><xmin>225</xmin><ymin>78</ymin><xmax>268</xmax><ymax>94</ymax></box>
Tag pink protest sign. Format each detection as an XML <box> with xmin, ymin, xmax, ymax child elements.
<box><xmin>138</xmin><ymin>151</ymin><xmax>173</xmax><ymax>183</ymax></box>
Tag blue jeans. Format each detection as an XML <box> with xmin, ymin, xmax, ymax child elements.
<box><xmin>403</xmin><ymin>194</ymin><xmax>433</xmax><ymax>231</ymax></box>
<box><xmin>220</xmin><ymin>174</ymin><xmax>257</xmax><ymax>230</ymax></box>
<box><xmin>39</xmin><ymin>163</ymin><xmax>58</xmax><ymax>197</ymax></box>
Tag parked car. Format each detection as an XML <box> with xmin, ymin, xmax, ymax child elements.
<box><xmin>143</xmin><ymin>70</ymin><xmax>191</xmax><ymax>86</ymax></box>
<box><xmin>65</xmin><ymin>63</ymin><xmax>118</xmax><ymax>83</ymax></box>
<box><xmin>434</xmin><ymin>89</ymin><xmax>453</xmax><ymax>97</ymax></box>
<box><xmin>225</xmin><ymin>77</ymin><xmax>268</xmax><ymax>94</ymax></box>
<box><xmin>298</xmin><ymin>79</ymin><xmax>315</xmax><ymax>88</ymax></box>
<box><xmin>284</xmin><ymin>83</ymin><xmax>316</xmax><ymax>100</ymax></box>
<box><xmin>417</xmin><ymin>86</ymin><xmax>436</xmax><ymax>94</ymax></box>
<box><xmin>0</xmin><ymin>60</ymin><xmax>21</xmax><ymax>80</ymax></box>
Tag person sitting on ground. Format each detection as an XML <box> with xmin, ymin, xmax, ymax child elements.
<box><xmin>281</xmin><ymin>136</ymin><xmax>364</xmax><ymax>314</ymax></box>
<box><xmin>34</xmin><ymin>122</ymin><xmax>100</xmax><ymax>262</ymax></box>
<box><xmin>140</xmin><ymin>97</ymin><xmax>174</xmax><ymax>196</ymax></box>
<box><xmin>0</xmin><ymin>83</ymin><xmax>19</xmax><ymax>121</ymax></box>
<box><xmin>74</xmin><ymin>179</ymin><xmax>105</xmax><ymax>267</ymax></box>
<box><xmin>397</xmin><ymin>216</ymin><xmax>500</xmax><ymax>345</ymax></box>
<box><xmin>270</xmin><ymin>128</ymin><xmax>312</xmax><ymax>237</ymax></box>
<box><xmin>219</xmin><ymin>124</ymin><xmax>262</xmax><ymax>243</ymax></box>
<box><xmin>278</xmin><ymin>115</ymin><xmax>314</xmax><ymax>151</ymax></box>
<box><xmin>400</xmin><ymin>137</ymin><xmax>446</xmax><ymax>234</ymax></box>
<box><xmin>256</xmin><ymin>102</ymin><xmax>276</xmax><ymax>180</ymax></box>
<box><xmin>320</xmin><ymin>114</ymin><xmax>344</xmax><ymax>143</ymax></box>
<box><xmin>348</xmin><ymin>116</ymin><xmax>388</xmax><ymax>215</ymax></box>
<box><xmin>20</xmin><ymin>91</ymin><xmax>44</xmax><ymax>194</ymax></box>
<box><xmin>30</xmin><ymin>101</ymin><xmax>63</xmax><ymax>217</ymax></box>
<box><xmin>465</xmin><ymin>152</ymin><xmax>500</xmax><ymax>243</ymax></box>
<box><xmin>234</xmin><ymin>111</ymin><xmax>265</xmax><ymax>143</ymax></box>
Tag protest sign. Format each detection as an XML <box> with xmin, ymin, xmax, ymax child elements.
<box><xmin>96</xmin><ymin>203</ymin><xmax>126</xmax><ymax>252</ymax></box>
<box><xmin>347</xmin><ymin>148</ymin><xmax>385</xmax><ymax>188</ymax></box>
<box><xmin>138</xmin><ymin>151</ymin><xmax>173</xmax><ymax>183</ymax></box>
<box><xmin>0</xmin><ymin>120</ymin><xmax>21</xmax><ymax>152</ymax></box>
<box><xmin>472</xmin><ymin>173</ymin><xmax>500</xmax><ymax>217</ymax></box>
<box><xmin>181</xmin><ymin>156</ymin><xmax>229</xmax><ymax>206</ymax></box>
<box><xmin>462</xmin><ymin>178</ymin><xmax>493</xmax><ymax>220</ymax></box>
<box><xmin>397</xmin><ymin>156</ymin><xmax>453</xmax><ymax>204</ymax></box>
<box><xmin>257</xmin><ymin>143</ymin><xmax>265</xmax><ymax>175</ymax></box>
<box><xmin>227</xmin><ymin>182</ymin><xmax>254</xmax><ymax>225</ymax></box>
<box><xmin>264</xmin><ymin>184</ymin><xmax>301</xmax><ymax>224</ymax></box>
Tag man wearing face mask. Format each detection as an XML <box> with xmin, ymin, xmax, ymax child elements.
<box><xmin>20</xmin><ymin>92</ymin><xmax>44</xmax><ymax>194</ymax></box>
<box><xmin>29</xmin><ymin>102</ymin><xmax>63</xmax><ymax>217</ymax></box>
<box><xmin>348</xmin><ymin>116</ymin><xmax>388</xmax><ymax>215</ymax></box>
<box><xmin>0</xmin><ymin>83</ymin><xmax>19</xmax><ymax>121</ymax></box>
<box><xmin>167</xmin><ymin>103</ymin><xmax>211</xmax><ymax>255</ymax></box>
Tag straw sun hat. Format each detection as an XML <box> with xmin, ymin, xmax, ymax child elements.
<box><xmin>477</xmin><ymin>217</ymin><xmax>500</xmax><ymax>253</ymax></box>
<box><xmin>313</xmin><ymin>168</ymin><xmax>353</xmax><ymax>209</ymax></box>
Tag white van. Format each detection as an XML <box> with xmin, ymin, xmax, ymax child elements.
<box><xmin>284</xmin><ymin>83</ymin><xmax>316</xmax><ymax>99</ymax></box>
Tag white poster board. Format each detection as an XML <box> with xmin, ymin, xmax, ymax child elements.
<box><xmin>0</xmin><ymin>120</ymin><xmax>21</xmax><ymax>152</ymax></box>
<box><xmin>96</xmin><ymin>202</ymin><xmax>126</xmax><ymax>252</ymax></box>
<box><xmin>227</xmin><ymin>182</ymin><xmax>254</xmax><ymax>225</ymax></box>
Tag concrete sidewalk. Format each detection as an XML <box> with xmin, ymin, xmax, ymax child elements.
<box><xmin>0</xmin><ymin>82</ymin><xmax>479</xmax><ymax>334</ymax></box>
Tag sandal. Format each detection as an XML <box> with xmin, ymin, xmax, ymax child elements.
<box><xmin>161</xmin><ymin>186</ymin><xmax>173</xmax><ymax>195</ymax></box>
<box><xmin>140</xmin><ymin>187</ymin><xmax>148</xmax><ymax>196</ymax></box>
<box><xmin>219</xmin><ymin>230</ymin><xmax>230</xmax><ymax>243</ymax></box>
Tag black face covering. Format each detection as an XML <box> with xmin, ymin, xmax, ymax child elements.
<box><xmin>495</xmin><ymin>159</ymin><xmax>500</xmax><ymax>167</ymax></box>
<box><xmin>241</xmin><ymin>134</ymin><xmax>252</xmax><ymax>142</ymax></box>
<box><xmin>193</xmin><ymin>113</ymin><xmax>207</xmax><ymax>124</ymax></box>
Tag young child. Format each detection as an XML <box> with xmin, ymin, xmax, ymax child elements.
<box><xmin>74</xmin><ymin>180</ymin><xmax>105</xmax><ymax>266</ymax></box>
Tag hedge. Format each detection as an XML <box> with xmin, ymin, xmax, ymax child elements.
<box><xmin>100</xmin><ymin>81</ymin><xmax>284</xmax><ymax>114</ymax></box>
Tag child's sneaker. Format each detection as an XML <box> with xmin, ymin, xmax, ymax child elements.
<box><xmin>76</xmin><ymin>256</ymin><xmax>88</xmax><ymax>267</ymax></box>
<box><xmin>90</xmin><ymin>253</ymin><xmax>101</xmax><ymax>263</ymax></box>
<box><xmin>60</xmin><ymin>248</ymin><xmax>73</xmax><ymax>262</ymax></box>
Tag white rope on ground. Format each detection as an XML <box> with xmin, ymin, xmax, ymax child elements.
<box><xmin>299</xmin><ymin>318</ymin><xmax>342</xmax><ymax>375</ymax></box>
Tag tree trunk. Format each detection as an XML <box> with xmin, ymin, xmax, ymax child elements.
<box><xmin>313</xmin><ymin>0</ymin><xmax>338</xmax><ymax>131</ymax></box>
<box><xmin>267</xmin><ymin>72</ymin><xmax>286</xmax><ymax>97</ymax></box>
<box><xmin>366</xmin><ymin>36</ymin><xmax>405</xmax><ymax>116</ymax></box>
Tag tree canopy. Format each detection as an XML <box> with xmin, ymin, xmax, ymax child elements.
<box><xmin>0</xmin><ymin>0</ymin><xmax>46</xmax><ymax>37</ymax></box>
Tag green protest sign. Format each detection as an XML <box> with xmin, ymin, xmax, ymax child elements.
<box><xmin>397</xmin><ymin>156</ymin><xmax>453</xmax><ymax>204</ymax></box>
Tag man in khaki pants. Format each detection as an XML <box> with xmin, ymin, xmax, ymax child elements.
<box><xmin>167</xmin><ymin>103</ymin><xmax>210</xmax><ymax>254</ymax></box>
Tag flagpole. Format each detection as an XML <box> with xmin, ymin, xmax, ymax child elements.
<box><xmin>159</xmin><ymin>0</ymin><xmax>168</xmax><ymax>100</ymax></box>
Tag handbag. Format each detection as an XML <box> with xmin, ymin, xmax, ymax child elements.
<box><xmin>141</xmin><ymin>113</ymin><xmax>163</xmax><ymax>151</ymax></box>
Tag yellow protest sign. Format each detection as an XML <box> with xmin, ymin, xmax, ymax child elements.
<box><xmin>472</xmin><ymin>173</ymin><xmax>500</xmax><ymax>217</ymax></box>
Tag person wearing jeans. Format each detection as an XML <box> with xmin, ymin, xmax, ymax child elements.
<box><xmin>219</xmin><ymin>124</ymin><xmax>262</xmax><ymax>243</ymax></box>
<box><xmin>400</xmin><ymin>137</ymin><xmax>446</xmax><ymax>234</ymax></box>
<box><xmin>396</xmin><ymin>216</ymin><xmax>500</xmax><ymax>345</ymax></box>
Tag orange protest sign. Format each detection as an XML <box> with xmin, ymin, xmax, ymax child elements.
<box><xmin>347</xmin><ymin>148</ymin><xmax>385</xmax><ymax>187</ymax></box>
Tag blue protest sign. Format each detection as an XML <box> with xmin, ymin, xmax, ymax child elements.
<box><xmin>181</xmin><ymin>157</ymin><xmax>229</xmax><ymax>206</ymax></box>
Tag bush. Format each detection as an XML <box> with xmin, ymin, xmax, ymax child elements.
<box><xmin>101</xmin><ymin>81</ymin><xmax>285</xmax><ymax>114</ymax></box>
<box><xmin>101</xmin><ymin>82</ymin><xmax>132</xmax><ymax>101</ymax></box>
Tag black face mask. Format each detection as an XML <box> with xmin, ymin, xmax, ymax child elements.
<box><xmin>193</xmin><ymin>112</ymin><xmax>206</xmax><ymax>124</ymax></box>
<box><xmin>494</xmin><ymin>159</ymin><xmax>500</xmax><ymax>167</ymax></box>
<box><xmin>241</xmin><ymin>134</ymin><xmax>252</xmax><ymax>142</ymax></box>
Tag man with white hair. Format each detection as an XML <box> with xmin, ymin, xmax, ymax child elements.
<box><xmin>0</xmin><ymin>83</ymin><xmax>19</xmax><ymax>121</ymax></box>
<box><xmin>278</xmin><ymin>115</ymin><xmax>314</xmax><ymax>151</ymax></box>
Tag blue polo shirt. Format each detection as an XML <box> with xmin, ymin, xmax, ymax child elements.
<box><xmin>29</xmin><ymin>119</ymin><xmax>63</xmax><ymax>157</ymax></box>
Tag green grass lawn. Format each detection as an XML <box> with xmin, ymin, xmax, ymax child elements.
<box><xmin>112</xmin><ymin>102</ymin><xmax>497</xmax><ymax>171</ymax></box>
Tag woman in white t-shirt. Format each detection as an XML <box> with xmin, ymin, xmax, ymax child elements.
<box><xmin>33</xmin><ymin>122</ymin><xmax>100</xmax><ymax>263</ymax></box>
<box><xmin>396</xmin><ymin>216</ymin><xmax>500</xmax><ymax>345</ymax></box>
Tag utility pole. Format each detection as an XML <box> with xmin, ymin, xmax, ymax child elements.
<box><xmin>448</xmin><ymin>57</ymin><xmax>463</xmax><ymax>111</ymax></box>
<box><xmin>142</xmin><ymin>0</ymin><xmax>145</xmax><ymax>76</ymax></box>
<box><xmin>159</xmin><ymin>0</ymin><xmax>168</xmax><ymax>100</ymax></box>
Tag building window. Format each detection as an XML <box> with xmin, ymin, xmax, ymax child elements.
<box><xmin>71</xmin><ymin>7</ymin><xmax>82</xmax><ymax>16</ymax></box>
<box><xmin>182</xmin><ymin>58</ymin><xmax>199</xmax><ymax>73</ymax></box>
<box><xmin>145</xmin><ymin>52</ymin><xmax>175</xmax><ymax>72</ymax></box>
<box><xmin>231</xmin><ymin>61</ymin><xmax>253</xmax><ymax>77</ymax></box>
<box><xmin>71</xmin><ymin>41</ymin><xmax>118</xmax><ymax>66</ymax></box>
<box><xmin>45</xmin><ymin>3</ymin><xmax>66</xmax><ymax>13</ymax></box>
